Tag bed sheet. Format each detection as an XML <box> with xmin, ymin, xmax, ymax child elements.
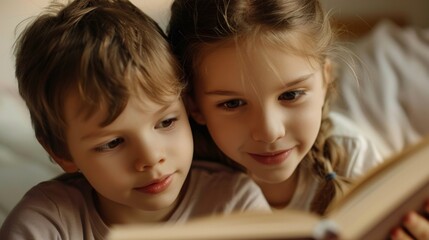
<box><xmin>333</xmin><ymin>20</ymin><xmax>429</xmax><ymax>158</ymax></box>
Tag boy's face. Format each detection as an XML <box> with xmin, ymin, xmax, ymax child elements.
<box><xmin>192</xmin><ymin>44</ymin><xmax>328</xmax><ymax>185</ymax></box>
<box><xmin>61</xmin><ymin>90</ymin><xmax>193</xmax><ymax>222</ymax></box>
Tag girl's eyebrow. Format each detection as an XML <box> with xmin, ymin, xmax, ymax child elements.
<box><xmin>283</xmin><ymin>73</ymin><xmax>314</xmax><ymax>88</ymax></box>
<box><xmin>204</xmin><ymin>73</ymin><xmax>314</xmax><ymax>96</ymax></box>
<box><xmin>204</xmin><ymin>90</ymin><xmax>241</xmax><ymax>96</ymax></box>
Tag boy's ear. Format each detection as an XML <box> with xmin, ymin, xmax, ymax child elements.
<box><xmin>185</xmin><ymin>95</ymin><xmax>206</xmax><ymax>125</ymax></box>
<box><xmin>37</xmin><ymin>138</ymin><xmax>79</xmax><ymax>173</ymax></box>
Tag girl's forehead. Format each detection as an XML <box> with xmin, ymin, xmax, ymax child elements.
<box><xmin>199</xmin><ymin>41</ymin><xmax>320</xmax><ymax>75</ymax></box>
<box><xmin>198</xmin><ymin>33</ymin><xmax>319</xmax><ymax>63</ymax></box>
<box><xmin>196</xmin><ymin>43</ymin><xmax>323</xmax><ymax>94</ymax></box>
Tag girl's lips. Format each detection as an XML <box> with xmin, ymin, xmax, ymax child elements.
<box><xmin>135</xmin><ymin>174</ymin><xmax>173</xmax><ymax>194</ymax></box>
<box><xmin>248</xmin><ymin>149</ymin><xmax>293</xmax><ymax>165</ymax></box>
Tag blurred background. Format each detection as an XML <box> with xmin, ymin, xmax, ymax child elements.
<box><xmin>1</xmin><ymin>0</ymin><xmax>429</xmax><ymax>89</ymax></box>
<box><xmin>323</xmin><ymin>0</ymin><xmax>429</xmax><ymax>27</ymax></box>
<box><xmin>322</xmin><ymin>0</ymin><xmax>429</xmax><ymax>38</ymax></box>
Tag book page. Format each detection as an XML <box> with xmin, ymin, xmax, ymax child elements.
<box><xmin>108</xmin><ymin>210</ymin><xmax>321</xmax><ymax>240</ymax></box>
<box><xmin>326</xmin><ymin>137</ymin><xmax>429</xmax><ymax>239</ymax></box>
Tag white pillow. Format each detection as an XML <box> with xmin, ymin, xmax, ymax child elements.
<box><xmin>0</xmin><ymin>88</ymin><xmax>62</xmax><ymax>225</ymax></box>
<box><xmin>333</xmin><ymin>21</ymin><xmax>429</xmax><ymax>158</ymax></box>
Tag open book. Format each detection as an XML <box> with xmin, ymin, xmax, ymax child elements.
<box><xmin>107</xmin><ymin>137</ymin><xmax>429</xmax><ymax>240</ymax></box>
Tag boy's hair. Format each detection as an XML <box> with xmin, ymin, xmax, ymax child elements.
<box><xmin>15</xmin><ymin>0</ymin><xmax>183</xmax><ymax>160</ymax></box>
<box><xmin>168</xmin><ymin>0</ymin><xmax>350</xmax><ymax>214</ymax></box>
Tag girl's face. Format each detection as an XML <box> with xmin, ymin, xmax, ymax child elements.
<box><xmin>192</xmin><ymin>44</ymin><xmax>329</xmax><ymax>185</ymax></box>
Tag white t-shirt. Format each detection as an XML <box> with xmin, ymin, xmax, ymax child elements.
<box><xmin>0</xmin><ymin>161</ymin><xmax>270</xmax><ymax>240</ymax></box>
<box><xmin>169</xmin><ymin>161</ymin><xmax>271</xmax><ymax>222</ymax></box>
<box><xmin>285</xmin><ymin>112</ymin><xmax>383</xmax><ymax>211</ymax></box>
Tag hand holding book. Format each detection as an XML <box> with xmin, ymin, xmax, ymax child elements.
<box><xmin>391</xmin><ymin>203</ymin><xmax>429</xmax><ymax>240</ymax></box>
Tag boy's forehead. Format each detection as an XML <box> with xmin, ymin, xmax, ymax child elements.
<box><xmin>129</xmin><ymin>88</ymin><xmax>181</xmax><ymax>113</ymax></box>
<box><xmin>63</xmin><ymin>87</ymin><xmax>181</xmax><ymax>124</ymax></box>
<box><xmin>63</xmin><ymin>88</ymin><xmax>102</xmax><ymax>124</ymax></box>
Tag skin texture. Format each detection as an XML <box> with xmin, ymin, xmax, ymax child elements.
<box><xmin>191</xmin><ymin>43</ymin><xmax>330</xmax><ymax>206</ymax></box>
<box><xmin>50</xmin><ymin>90</ymin><xmax>193</xmax><ymax>224</ymax></box>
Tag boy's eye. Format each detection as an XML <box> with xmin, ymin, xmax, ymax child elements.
<box><xmin>219</xmin><ymin>99</ymin><xmax>246</xmax><ymax>109</ymax></box>
<box><xmin>278</xmin><ymin>90</ymin><xmax>306</xmax><ymax>101</ymax></box>
<box><xmin>155</xmin><ymin>118</ymin><xmax>178</xmax><ymax>129</ymax></box>
<box><xmin>95</xmin><ymin>138</ymin><xmax>124</xmax><ymax>152</ymax></box>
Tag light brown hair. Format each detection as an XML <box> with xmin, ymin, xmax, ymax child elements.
<box><xmin>15</xmin><ymin>0</ymin><xmax>183</xmax><ymax>160</ymax></box>
<box><xmin>168</xmin><ymin>0</ymin><xmax>350</xmax><ymax>214</ymax></box>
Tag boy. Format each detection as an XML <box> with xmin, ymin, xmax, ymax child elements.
<box><xmin>0</xmin><ymin>0</ymin><xmax>269</xmax><ymax>239</ymax></box>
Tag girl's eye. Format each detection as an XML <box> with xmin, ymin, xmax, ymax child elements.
<box><xmin>219</xmin><ymin>99</ymin><xmax>246</xmax><ymax>109</ymax></box>
<box><xmin>155</xmin><ymin>117</ymin><xmax>178</xmax><ymax>129</ymax></box>
<box><xmin>279</xmin><ymin>90</ymin><xmax>306</xmax><ymax>101</ymax></box>
<box><xmin>95</xmin><ymin>138</ymin><xmax>124</xmax><ymax>152</ymax></box>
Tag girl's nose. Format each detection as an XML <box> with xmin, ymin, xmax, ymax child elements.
<box><xmin>251</xmin><ymin>108</ymin><xmax>286</xmax><ymax>143</ymax></box>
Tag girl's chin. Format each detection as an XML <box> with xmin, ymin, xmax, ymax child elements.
<box><xmin>249</xmin><ymin>171</ymin><xmax>293</xmax><ymax>185</ymax></box>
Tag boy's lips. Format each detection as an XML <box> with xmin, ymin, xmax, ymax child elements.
<box><xmin>248</xmin><ymin>148</ymin><xmax>293</xmax><ymax>165</ymax></box>
<box><xmin>135</xmin><ymin>174</ymin><xmax>173</xmax><ymax>194</ymax></box>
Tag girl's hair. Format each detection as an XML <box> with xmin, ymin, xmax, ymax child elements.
<box><xmin>168</xmin><ymin>0</ymin><xmax>350</xmax><ymax>214</ymax></box>
<box><xmin>15</xmin><ymin>0</ymin><xmax>183</xmax><ymax>160</ymax></box>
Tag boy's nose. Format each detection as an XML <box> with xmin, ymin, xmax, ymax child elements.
<box><xmin>134</xmin><ymin>158</ymin><xmax>165</xmax><ymax>172</ymax></box>
<box><xmin>133</xmin><ymin>138</ymin><xmax>165</xmax><ymax>171</ymax></box>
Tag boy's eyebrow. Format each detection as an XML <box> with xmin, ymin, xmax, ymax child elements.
<box><xmin>204</xmin><ymin>73</ymin><xmax>314</xmax><ymax>96</ymax></box>
<box><xmin>79</xmin><ymin>102</ymin><xmax>177</xmax><ymax>141</ymax></box>
<box><xmin>80</xmin><ymin>131</ymin><xmax>109</xmax><ymax>141</ymax></box>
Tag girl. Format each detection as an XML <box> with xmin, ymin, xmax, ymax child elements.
<box><xmin>167</xmin><ymin>0</ymin><xmax>429</xmax><ymax>239</ymax></box>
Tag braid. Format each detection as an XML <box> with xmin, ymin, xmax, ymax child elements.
<box><xmin>308</xmin><ymin>94</ymin><xmax>352</xmax><ymax>215</ymax></box>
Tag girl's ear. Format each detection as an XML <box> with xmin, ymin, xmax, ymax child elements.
<box><xmin>37</xmin><ymin>138</ymin><xmax>79</xmax><ymax>173</ymax></box>
<box><xmin>185</xmin><ymin>95</ymin><xmax>206</xmax><ymax>125</ymax></box>
<box><xmin>323</xmin><ymin>58</ymin><xmax>333</xmax><ymax>85</ymax></box>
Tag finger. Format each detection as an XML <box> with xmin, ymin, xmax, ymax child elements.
<box><xmin>402</xmin><ymin>211</ymin><xmax>429</xmax><ymax>240</ymax></box>
<box><xmin>424</xmin><ymin>200</ymin><xmax>429</xmax><ymax>218</ymax></box>
<box><xmin>390</xmin><ymin>227</ymin><xmax>413</xmax><ymax>240</ymax></box>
